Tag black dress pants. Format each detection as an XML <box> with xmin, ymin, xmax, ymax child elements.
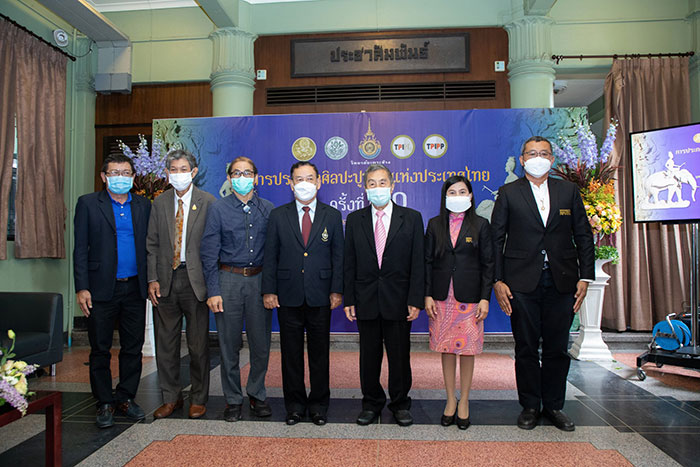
<box><xmin>277</xmin><ymin>302</ymin><xmax>331</xmax><ymax>415</ymax></box>
<box><xmin>510</xmin><ymin>268</ymin><xmax>575</xmax><ymax>411</ymax></box>
<box><xmin>357</xmin><ymin>316</ymin><xmax>412</xmax><ymax>413</ymax></box>
<box><xmin>87</xmin><ymin>278</ymin><xmax>146</xmax><ymax>406</ymax></box>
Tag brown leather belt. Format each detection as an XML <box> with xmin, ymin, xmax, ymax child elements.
<box><xmin>219</xmin><ymin>264</ymin><xmax>262</xmax><ymax>276</ymax></box>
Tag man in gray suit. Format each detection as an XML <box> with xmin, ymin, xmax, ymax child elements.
<box><xmin>146</xmin><ymin>149</ymin><xmax>216</xmax><ymax>419</ymax></box>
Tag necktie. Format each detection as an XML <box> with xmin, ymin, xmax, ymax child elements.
<box><xmin>375</xmin><ymin>210</ymin><xmax>386</xmax><ymax>268</ymax></box>
<box><xmin>172</xmin><ymin>199</ymin><xmax>184</xmax><ymax>269</ymax></box>
<box><xmin>302</xmin><ymin>206</ymin><xmax>312</xmax><ymax>246</ymax></box>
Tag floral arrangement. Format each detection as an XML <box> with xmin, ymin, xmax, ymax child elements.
<box><xmin>119</xmin><ymin>135</ymin><xmax>169</xmax><ymax>200</ymax></box>
<box><xmin>1</xmin><ymin>330</ymin><xmax>38</xmax><ymax>416</ymax></box>
<box><xmin>553</xmin><ymin>119</ymin><xmax>622</xmax><ymax>262</ymax></box>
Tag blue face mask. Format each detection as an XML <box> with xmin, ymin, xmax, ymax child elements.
<box><xmin>107</xmin><ymin>176</ymin><xmax>133</xmax><ymax>195</ymax></box>
<box><xmin>231</xmin><ymin>176</ymin><xmax>254</xmax><ymax>196</ymax></box>
<box><xmin>366</xmin><ymin>187</ymin><xmax>392</xmax><ymax>207</ymax></box>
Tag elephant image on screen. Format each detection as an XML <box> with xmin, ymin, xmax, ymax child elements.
<box><xmin>630</xmin><ymin>122</ymin><xmax>700</xmax><ymax>223</ymax></box>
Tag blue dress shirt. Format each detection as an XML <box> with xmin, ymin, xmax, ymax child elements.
<box><xmin>110</xmin><ymin>193</ymin><xmax>138</xmax><ymax>279</ymax></box>
<box><xmin>200</xmin><ymin>193</ymin><xmax>274</xmax><ymax>297</ymax></box>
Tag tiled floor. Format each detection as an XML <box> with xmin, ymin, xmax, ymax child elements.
<box><xmin>1</xmin><ymin>339</ymin><xmax>699</xmax><ymax>466</ymax></box>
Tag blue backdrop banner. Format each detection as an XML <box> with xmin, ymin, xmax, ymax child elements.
<box><xmin>153</xmin><ymin>107</ymin><xmax>586</xmax><ymax>333</ymax></box>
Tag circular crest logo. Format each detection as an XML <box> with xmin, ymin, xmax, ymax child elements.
<box><xmin>358</xmin><ymin>118</ymin><xmax>382</xmax><ymax>159</ymax></box>
<box><xmin>391</xmin><ymin>135</ymin><xmax>415</xmax><ymax>159</ymax></box>
<box><xmin>292</xmin><ymin>137</ymin><xmax>317</xmax><ymax>161</ymax></box>
<box><xmin>423</xmin><ymin>134</ymin><xmax>448</xmax><ymax>159</ymax></box>
<box><xmin>694</xmin><ymin>133</ymin><xmax>700</xmax><ymax>144</ymax></box>
<box><xmin>324</xmin><ymin>136</ymin><xmax>348</xmax><ymax>160</ymax></box>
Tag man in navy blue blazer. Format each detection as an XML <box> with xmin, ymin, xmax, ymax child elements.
<box><xmin>73</xmin><ymin>153</ymin><xmax>151</xmax><ymax>429</ymax></box>
<box><xmin>263</xmin><ymin>161</ymin><xmax>344</xmax><ymax>426</ymax></box>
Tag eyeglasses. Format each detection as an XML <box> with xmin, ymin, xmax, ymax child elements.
<box><xmin>522</xmin><ymin>150</ymin><xmax>552</xmax><ymax>158</ymax></box>
<box><xmin>105</xmin><ymin>170</ymin><xmax>134</xmax><ymax>177</ymax></box>
<box><xmin>229</xmin><ymin>170</ymin><xmax>255</xmax><ymax>178</ymax></box>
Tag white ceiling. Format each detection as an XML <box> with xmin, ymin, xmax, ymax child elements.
<box><xmin>86</xmin><ymin>0</ymin><xmax>313</xmax><ymax>12</ymax></box>
<box><xmin>553</xmin><ymin>79</ymin><xmax>605</xmax><ymax>108</ymax></box>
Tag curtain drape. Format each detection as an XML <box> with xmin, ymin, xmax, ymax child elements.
<box><xmin>0</xmin><ymin>17</ymin><xmax>67</xmax><ymax>259</ymax></box>
<box><xmin>0</xmin><ymin>22</ymin><xmax>19</xmax><ymax>260</ymax></box>
<box><xmin>602</xmin><ymin>57</ymin><xmax>692</xmax><ymax>331</ymax></box>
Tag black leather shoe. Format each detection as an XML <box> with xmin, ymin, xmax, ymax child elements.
<box><xmin>440</xmin><ymin>414</ymin><xmax>455</xmax><ymax>426</ymax></box>
<box><xmin>310</xmin><ymin>412</ymin><xmax>327</xmax><ymax>426</ymax></box>
<box><xmin>517</xmin><ymin>408</ymin><xmax>540</xmax><ymax>430</ymax></box>
<box><xmin>96</xmin><ymin>403</ymin><xmax>115</xmax><ymax>428</ymax></box>
<box><xmin>249</xmin><ymin>396</ymin><xmax>272</xmax><ymax>417</ymax></box>
<box><xmin>223</xmin><ymin>404</ymin><xmax>242</xmax><ymax>422</ymax></box>
<box><xmin>393</xmin><ymin>409</ymin><xmax>413</xmax><ymax>427</ymax></box>
<box><xmin>543</xmin><ymin>409</ymin><xmax>575</xmax><ymax>432</ymax></box>
<box><xmin>116</xmin><ymin>399</ymin><xmax>145</xmax><ymax>421</ymax></box>
<box><xmin>286</xmin><ymin>411</ymin><xmax>303</xmax><ymax>425</ymax></box>
<box><xmin>456</xmin><ymin>416</ymin><xmax>471</xmax><ymax>430</ymax></box>
<box><xmin>356</xmin><ymin>410</ymin><xmax>379</xmax><ymax>425</ymax></box>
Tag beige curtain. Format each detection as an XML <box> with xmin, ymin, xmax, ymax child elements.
<box><xmin>0</xmin><ymin>21</ymin><xmax>19</xmax><ymax>260</ymax></box>
<box><xmin>2</xmin><ymin>19</ymin><xmax>67</xmax><ymax>258</ymax></box>
<box><xmin>602</xmin><ymin>57</ymin><xmax>692</xmax><ymax>331</ymax></box>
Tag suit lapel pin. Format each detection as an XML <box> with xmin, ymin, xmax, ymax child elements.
<box><xmin>321</xmin><ymin>227</ymin><xmax>329</xmax><ymax>242</ymax></box>
<box><xmin>465</xmin><ymin>237</ymin><xmax>473</xmax><ymax>243</ymax></box>
<box><xmin>192</xmin><ymin>204</ymin><xmax>197</xmax><ymax>210</ymax></box>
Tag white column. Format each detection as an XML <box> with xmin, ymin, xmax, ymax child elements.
<box><xmin>209</xmin><ymin>27</ymin><xmax>257</xmax><ymax>117</ymax></box>
<box><xmin>504</xmin><ymin>16</ymin><xmax>555</xmax><ymax>108</ymax></box>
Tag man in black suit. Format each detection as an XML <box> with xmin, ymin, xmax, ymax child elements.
<box><xmin>491</xmin><ymin>136</ymin><xmax>594</xmax><ymax>432</ymax></box>
<box><xmin>74</xmin><ymin>153</ymin><xmax>151</xmax><ymax>428</ymax></box>
<box><xmin>343</xmin><ymin>163</ymin><xmax>425</xmax><ymax>427</ymax></box>
<box><xmin>262</xmin><ymin>161</ymin><xmax>343</xmax><ymax>426</ymax></box>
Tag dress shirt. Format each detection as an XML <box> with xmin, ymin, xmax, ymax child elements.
<box><xmin>295</xmin><ymin>198</ymin><xmax>317</xmax><ymax>231</ymax></box>
<box><xmin>529</xmin><ymin>179</ymin><xmax>550</xmax><ymax>226</ymax></box>
<box><xmin>371</xmin><ymin>200</ymin><xmax>393</xmax><ymax>234</ymax></box>
<box><xmin>174</xmin><ymin>185</ymin><xmax>193</xmax><ymax>263</ymax></box>
<box><xmin>200</xmin><ymin>193</ymin><xmax>274</xmax><ymax>297</ymax></box>
<box><xmin>110</xmin><ymin>192</ymin><xmax>137</xmax><ymax>279</ymax></box>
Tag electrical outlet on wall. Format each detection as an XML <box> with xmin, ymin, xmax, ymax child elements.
<box><xmin>256</xmin><ymin>69</ymin><xmax>267</xmax><ymax>80</ymax></box>
<box><xmin>494</xmin><ymin>61</ymin><xmax>505</xmax><ymax>72</ymax></box>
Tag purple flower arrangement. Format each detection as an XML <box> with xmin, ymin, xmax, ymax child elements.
<box><xmin>553</xmin><ymin>119</ymin><xmax>619</xmax><ymax>189</ymax></box>
<box><xmin>0</xmin><ymin>330</ymin><xmax>38</xmax><ymax>416</ymax></box>
<box><xmin>119</xmin><ymin>135</ymin><xmax>169</xmax><ymax>200</ymax></box>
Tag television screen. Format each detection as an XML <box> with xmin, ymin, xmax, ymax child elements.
<box><xmin>630</xmin><ymin>122</ymin><xmax>700</xmax><ymax>223</ymax></box>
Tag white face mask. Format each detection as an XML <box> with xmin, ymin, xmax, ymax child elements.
<box><xmin>445</xmin><ymin>195</ymin><xmax>472</xmax><ymax>213</ymax></box>
<box><xmin>523</xmin><ymin>157</ymin><xmax>552</xmax><ymax>178</ymax></box>
<box><xmin>169</xmin><ymin>172</ymin><xmax>193</xmax><ymax>192</ymax></box>
<box><xmin>293</xmin><ymin>181</ymin><xmax>317</xmax><ymax>202</ymax></box>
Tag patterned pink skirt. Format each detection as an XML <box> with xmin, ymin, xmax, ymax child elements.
<box><xmin>429</xmin><ymin>281</ymin><xmax>484</xmax><ymax>355</ymax></box>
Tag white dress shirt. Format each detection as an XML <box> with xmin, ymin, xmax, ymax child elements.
<box><xmin>295</xmin><ymin>198</ymin><xmax>317</xmax><ymax>231</ymax></box>
<box><xmin>371</xmin><ymin>201</ymin><xmax>393</xmax><ymax>234</ymax></box>
<box><xmin>174</xmin><ymin>185</ymin><xmax>193</xmax><ymax>263</ymax></box>
<box><xmin>529</xmin><ymin>179</ymin><xmax>550</xmax><ymax>227</ymax></box>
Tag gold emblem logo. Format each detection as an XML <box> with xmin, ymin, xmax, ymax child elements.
<box><xmin>560</xmin><ymin>209</ymin><xmax>571</xmax><ymax>216</ymax></box>
<box><xmin>321</xmin><ymin>227</ymin><xmax>329</xmax><ymax>242</ymax></box>
<box><xmin>292</xmin><ymin>137</ymin><xmax>317</xmax><ymax>161</ymax></box>
<box><xmin>358</xmin><ymin>119</ymin><xmax>382</xmax><ymax>159</ymax></box>
<box><xmin>465</xmin><ymin>237</ymin><xmax>473</xmax><ymax>243</ymax></box>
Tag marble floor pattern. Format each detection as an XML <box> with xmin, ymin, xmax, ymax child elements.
<box><xmin>1</xmin><ymin>339</ymin><xmax>699</xmax><ymax>466</ymax></box>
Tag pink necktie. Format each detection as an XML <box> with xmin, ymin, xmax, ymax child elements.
<box><xmin>375</xmin><ymin>210</ymin><xmax>386</xmax><ymax>268</ymax></box>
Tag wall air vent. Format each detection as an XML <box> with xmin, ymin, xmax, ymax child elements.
<box><xmin>266</xmin><ymin>81</ymin><xmax>496</xmax><ymax>106</ymax></box>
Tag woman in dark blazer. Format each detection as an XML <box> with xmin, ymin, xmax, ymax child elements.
<box><xmin>425</xmin><ymin>175</ymin><xmax>494</xmax><ymax>430</ymax></box>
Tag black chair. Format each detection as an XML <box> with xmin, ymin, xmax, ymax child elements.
<box><xmin>0</xmin><ymin>292</ymin><xmax>63</xmax><ymax>375</ymax></box>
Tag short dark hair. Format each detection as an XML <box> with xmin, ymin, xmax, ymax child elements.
<box><xmin>102</xmin><ymin>153</ymin><xmax>135</xmax><ymax>174</ymax></box>
<box><xmin>520</xmin><ymin>136</ymin><xmax>553</xmax><ymax>155</ymax></box>
<box><xmin>227</xmin><ymin>156</ymin><xmax>258</xmax><ymax>176</ymax></box>
<box><xmin>290</xmin><ymin>161</ymin><xmax>319</xmax><ymax>178</ymax></box>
